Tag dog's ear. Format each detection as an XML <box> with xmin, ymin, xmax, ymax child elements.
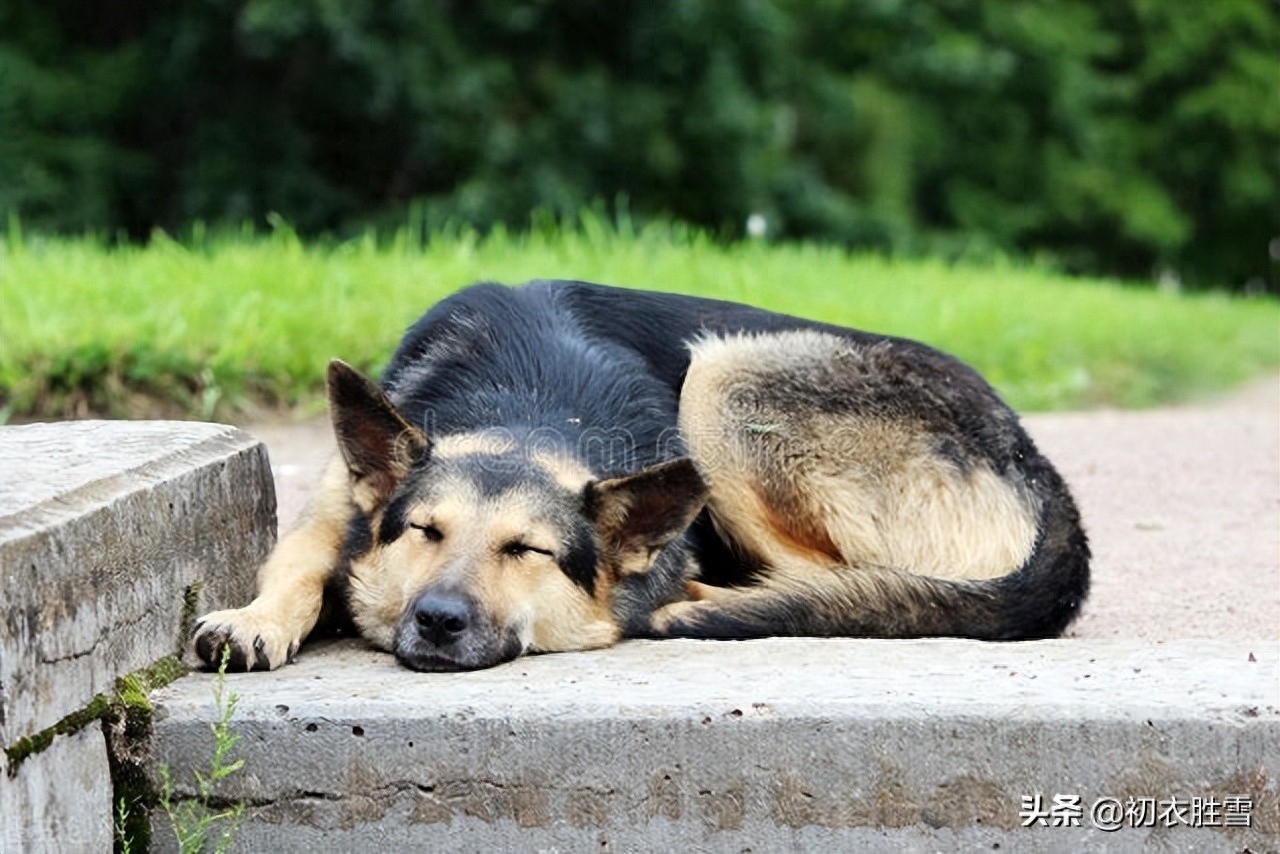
<box><xmin>585</xmin><ymin>458</ymin><xmax>709</xmax><ymax>575</ymax></box>
<box><xmin>327</xmin><ymin>359</ymin><xmax>428</xmax><ymax>510</ymax></box>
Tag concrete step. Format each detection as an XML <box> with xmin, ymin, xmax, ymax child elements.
<box><xmin>1</xmin><ymin>421</ymin><xmax>273</xmax><ymax>852</ymax></box>
<box><xmin>147</xmin><ymin>637</ymin><xmax>1278</xmax><ymax>852</ymax></box>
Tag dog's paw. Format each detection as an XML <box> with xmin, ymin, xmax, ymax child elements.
<box><xmin>191</xmin><ymin>606</ymin><xmax>300</xmax><ymax>671</ymax></box>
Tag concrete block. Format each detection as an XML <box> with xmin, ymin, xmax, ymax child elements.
<box><xmin>0</xmin><ymin>724</ymin><xmax>112</xmax><ymax>853</ymax></box>
<box><xmin>148</xmin><ymin>637</ymin><xmax>1279</xmax><ymax>852</ymax></box>
<box><xmin>0</xmin><ymin>420</ymin><xmax>275</xmax><ymax>746</ymax></box>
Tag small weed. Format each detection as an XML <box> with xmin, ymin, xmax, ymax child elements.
<box><xmin>114</xmin><ymin>797</ymin><xmax>135</xmax><ymax>854</ymax></box>
<box><xmin>157</xmin><ymin>647</ymin><xmax>245</xmax><ymax>854</ymax></box>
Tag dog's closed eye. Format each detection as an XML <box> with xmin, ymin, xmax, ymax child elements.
<box><xmin>410</xmin><ymin>523</ymin><xmax>444</xmax><ymax>543</ymax></box>
<box><xmin>502</xmin><ymin>541</ymin><xmax>554</xmax><ymax>559</ymax></box>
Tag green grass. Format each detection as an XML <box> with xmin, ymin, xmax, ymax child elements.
<box><xmin>1</xmin><ymin>216</ymin><xmax>1276</xmax><ymax>420</ymax></box>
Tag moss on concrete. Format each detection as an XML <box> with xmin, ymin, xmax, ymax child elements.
<box><xmin>106</xmin><ymin>654</ymin><xmax>190</xmax><ymax>853</ymax></box>
<box><xmin>4</xmin><ymin>694</ymin><xmax>111</xmax><ymax>776</ymax></box>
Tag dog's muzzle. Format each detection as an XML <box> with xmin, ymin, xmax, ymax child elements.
<box><xmin>393</xmin><ymin>587</ymin><xmax>522</xmax><ymax>671</ymax></box>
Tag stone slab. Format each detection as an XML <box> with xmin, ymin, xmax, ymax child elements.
<box><xmin>0</xmin><ymin>724</ymin><xmax>112</xmax><ymax>853</ymax></box>
<box><xmin>148</xmin><ymin>637</ymin><xmax>1279</xmax><ymax>852</ymax></box>
<box><xmin>0</xmin><ymin>421</ymin><xmax>275</xmax><ymax>746</ymax></box>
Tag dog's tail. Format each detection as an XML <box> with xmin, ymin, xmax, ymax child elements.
<box><xmin>985</xmin><ymin>464</ymin><xmax>1090</xmax><ymax>639</ymax></box>
<box><xmin>657</xmin><ymin>470</ymin><xmax>1090</xmax><ymax>641</ymax></box>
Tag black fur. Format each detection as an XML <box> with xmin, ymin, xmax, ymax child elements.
<box><xmin>383</xmin><ymin>282</ymin><xmax>683</xmax><ymax>476</ymax></box>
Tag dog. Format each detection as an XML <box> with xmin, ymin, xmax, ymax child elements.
<box><xmin>192</xmin><ymin>279</ymin><xmax>1089</xmax><ymax>672</ymax></box>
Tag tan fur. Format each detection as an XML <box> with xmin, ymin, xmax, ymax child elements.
<box><xmin>433</xmin><ymin>431</ymin><xmax>519</xmax><ymax>458</ymax></box>
<box><xmin>680</xmin><ymin>331</ymin><xmax>1038</xmax><ymax>584</ymax></box>
<box><xmin>433</xmin><ymin>430</ymin><xmax>592</xmax><ymax>492</ymax></box>
<box><xmin>684</xmin><ymin>580</ymin><xmax>737</xmax><ymax>602</ymax></box>
<box><xmin>531</xmin><ymin>449</ymin><xmax>594</xmax><ymax>493</ymax></box>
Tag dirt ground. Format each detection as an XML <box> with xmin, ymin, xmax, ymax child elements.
<box><xmin>244</xmin><ymin>376</ymin><xmax>1279</xmax><ymax>642</ymax></box>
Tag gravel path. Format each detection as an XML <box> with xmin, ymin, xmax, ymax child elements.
<box><xmin>245</xmin><ymin>377</ymin><xmax>1279</xmax><ymax>642</ymax></box>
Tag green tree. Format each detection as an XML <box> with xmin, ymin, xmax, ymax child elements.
<box><xmin>1</xmin><ymin>0</ymin><xmax>1275</xmax><ymax>290</ymax></box>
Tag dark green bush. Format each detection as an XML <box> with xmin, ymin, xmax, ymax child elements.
<box><xmin>1</xmin><ymin>0</ymin><xmax>1275</xmax><ymax>290</ymax></box>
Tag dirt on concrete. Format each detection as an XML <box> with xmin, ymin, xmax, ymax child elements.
<box><xmin>243</xmin><ymin>376</ymin><xmax>1279</xmax><ymax>643</ymax></box>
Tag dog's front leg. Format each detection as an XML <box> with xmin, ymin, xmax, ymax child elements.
<box><xmin>192</xmin><ymin>458</ymin><xmax>351</xmax><ymax>671</ymax></box>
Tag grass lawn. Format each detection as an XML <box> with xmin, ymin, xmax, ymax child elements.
<box><xmin>1</xmin><ymin>218</ymin><xmax>1276</xmax><ymax>420</ymax></box>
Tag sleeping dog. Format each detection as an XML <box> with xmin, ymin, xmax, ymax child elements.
<box><xmin>192</xmin><ymin>280</ymin><xmax>1089</xmax><ymax>671</ymax></box>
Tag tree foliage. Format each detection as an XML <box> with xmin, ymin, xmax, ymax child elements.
<box><xmin>1</xmin><ymin>0</ymin><xmax>1275</xmax><ymax>290</ymax></box>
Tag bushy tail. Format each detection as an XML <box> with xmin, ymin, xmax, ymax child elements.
<box><xmin>987</xmin><ymin>468</ymin><xmax>1090</xmax><ymax>639</ymax></box>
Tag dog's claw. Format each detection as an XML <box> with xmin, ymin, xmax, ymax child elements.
<box><xmin>193</xmin><ymin>626</ymin><xmax>244</xmax><ymax>671</ymax></box>
<box><xmin>193</xmin><ymin>625</ymin><xmax>222</xmax><ymax>668</ymax></box>
<box><xmin>252</xmin><ymin>636</ymin><xmax>271</xmax><ymax>671</ymax></box>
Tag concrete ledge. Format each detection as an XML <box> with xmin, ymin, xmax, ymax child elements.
<box><xmin>0</xmin><ymin>421</ymin><xmax>274</xmax><ymax>745</ymax></box>
<box><xmin>148</xmin><ymin>637</ymin><xmax>1279</xmax><ymax>852</ymax></box>
<box><xmin>1</xmin><ymin>421</ymin><xmax>275</xmax><ymax>852</ymax></box>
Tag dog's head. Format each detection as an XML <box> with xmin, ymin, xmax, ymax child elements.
<box><xmin>326</xmin><ymin>360</ymin><xmax>708</xmax><ymax>671</ymax></box>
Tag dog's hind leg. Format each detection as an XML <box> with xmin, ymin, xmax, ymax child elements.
<box><xmin>667</xmin><ymin>329</ymin><xmax>1082</xmax><ymax>639</ymax></box>
<box><xmin>191</xmin><ymin>456</ymin><xmax>352</xmax><ymax>670</ymax></box>
<box><xmin>655</xmin><ymin>561</ymin><xmax>999</xmax><ymax>638</ymax></box>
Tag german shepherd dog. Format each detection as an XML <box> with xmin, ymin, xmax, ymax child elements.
<box><xmin>192</xmin><ymin>280</ymin><xmax>1089</xmax><ymax>672</ymax></box>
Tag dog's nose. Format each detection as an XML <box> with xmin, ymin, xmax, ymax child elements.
<box><xmin>413</xmin><ymin>590</ymin><xmax>472</xmax><ymax>646</ymax></box>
